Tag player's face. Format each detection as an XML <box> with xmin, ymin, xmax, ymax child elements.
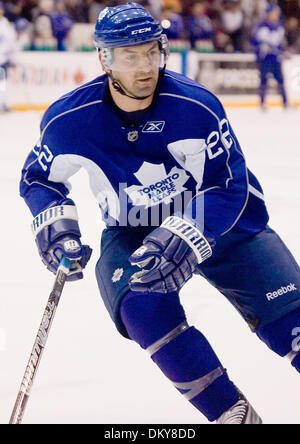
<box><xmin>267</xmin><ymin>10</ymin><xmax>280</xmax><ymax>24</ymax></box>
<box><xmin>111</xmin><ymin>42</ymin><xmax>161</xmax><ymax>99</ymax></box>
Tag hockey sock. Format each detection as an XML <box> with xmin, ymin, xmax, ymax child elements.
<box><xmin>256</xmin><ymin>308</ymin><xmax>300</xmax><ymax>373</ymax></box>
<box><xmin>120</xmin><ymin>291</ymin><xmax>239</xmax><ymax>422</ymax></box>
<box><xmin>278</xmin><ymin>83</ymin><xmax>287</xmax><ymax>107</ymax></box>
<box><xmin>259</xmin><ymin>84</ymin><xmax>267</xmax><ymax>106</ymax></box>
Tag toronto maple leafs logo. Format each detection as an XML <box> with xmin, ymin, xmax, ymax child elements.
<box><xmin>112</xmin><ymin>268</ymin><xmax>124</xmax><ymax>283</ymax></box>
<box><xmin>124</xmin><ymin>162</ymin><xmax>190</xmax><ymax>209</ymax></box>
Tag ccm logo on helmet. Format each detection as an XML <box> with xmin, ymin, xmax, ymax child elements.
<box><xmin>131</xmin><ymin>27</ymin><xmax>152</xmax><ymax>35</ymax></box>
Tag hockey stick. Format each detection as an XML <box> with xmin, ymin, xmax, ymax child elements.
<box><xmin>9</xmin><ymin>257</ymin><xmax>71</xmax><ymax>424</ymax></box>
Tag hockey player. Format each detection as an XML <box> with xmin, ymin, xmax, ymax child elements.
<box><xmin>20</xmin><ymin>2</ymin><xmax>300</xmax><ymax>424</ymax></box>
<box><xmin>252</xmin><ymin>4</ymin><xmax>288</xmax><ymax>109</ymax></box>
<box><xmin>0</xmin><ymin>1</ymin><xmax>17</xmax><ymax>112</ymax></box>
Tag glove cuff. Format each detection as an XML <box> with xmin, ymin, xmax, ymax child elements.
<box><xmin>161</xmin><ymin>216</ymin><xmax>212</xmax><ymax>264</ymax></box>
<box><xmin>32</xmin><ymin>204</ymin><xmax>79</xmax><ymax>238</ymax></box>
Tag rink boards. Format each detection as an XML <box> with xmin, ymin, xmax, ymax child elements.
<box><xmin>3</xmin><ymin>51</ymin><xmax>300</xmax><ymax>110</ymax></box>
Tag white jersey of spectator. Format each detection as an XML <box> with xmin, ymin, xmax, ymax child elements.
<box><xmin>220</xmin><ymin>4</ymin><xmax>244</xmax><ymax>34</ymax></box>
<box><xmin>34</xmin><ymin>14</ymin><xmax>53</xmax><ymax>39</ymax></box>
<box><xmin>16</xmin><ymin>26</ymin><xmax>32</xmax><ymax>51</ymax></box>
<box><xmin>254</xmin><ymin>22</ymin><xmax>285</xmax><ymax>54</ymax></box>
<box><xmin>241</xmin><ymin>0</ymin><xmax>268</xmax><ymax>28</ymax></box>
<box><xmin>0</xmin><ymin>15</ymin><xmax>17</xmax><ymax>66</ymax></box>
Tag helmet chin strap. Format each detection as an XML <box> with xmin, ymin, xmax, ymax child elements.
<box><xmin>108</xmin><ymin>67</ymin><xmax>166</xmax><ymax>101</ymax></box>
<box><xmin>108</xmin><ymin>70</ymin><xmax>153</xmax><ymax>101</ymax></box>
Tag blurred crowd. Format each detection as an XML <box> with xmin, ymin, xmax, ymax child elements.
<box><xmin>0</xmin><ymin>0</ymin><xmax>300</xmax><ymax>53</ymax></box>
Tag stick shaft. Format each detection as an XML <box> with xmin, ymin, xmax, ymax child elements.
<box><xmin>9</xmin><ymin>259</ymin><xmax>70</xmax><ymax>424</ymax></box>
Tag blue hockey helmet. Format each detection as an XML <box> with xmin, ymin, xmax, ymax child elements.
<box><xmin>15</xmin><ymin>18</ymin><xmax>30</xmax><ymax>32</ymax></box>
<box><xmin>94</xmin><ymin>2</ymin><xmax>169</xmax><ymax>73</ymax></box>
<box><xmin>94</xmin><ymin>2</ymin><xmax>165</xmax><ymax>49</ymax></box>
<box><xmin>266</xmin><ymin>4</ymin><xmax>281</xmax><ymax>15</ymax></box>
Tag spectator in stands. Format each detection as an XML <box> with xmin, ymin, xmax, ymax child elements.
<box><xmin>240</xmin><ymin>0</ymin><xmax>268</xmax><ymax>51</ymax></box>
<box><xmin>161</xmin><ymin>5</ymin><xmax>185</xmax><ymax>41</ymax></box>
<box><xmin>218</xmin><ymin>0</ymin><xmax>245</xmax><ymax>51</ymax></box>
<box><xmin>141</xmin><ymin>0</ymin><xmax>163</xmax><ymax>21</ymax></box>
<box><xmin>32</xmin><ymin>0</ymin><xmax>57</xmax><ymax>50</ymax></box>
<box><xmin>285</xmin><ymin>16</ymin><xmax>300</xmax><ymax>54</ymax></box>
<box><xmin>241</xmin><ymin>0</ymin><xmax>268</xmax><ymax>29</ymax></box>
<box><xmin>14</xmin><ymin>17</ymin><xmax>32</xmax><ymax>49</ymax></box>
<box><xmin>187</xmin><ymin>1</ymin><xmax>214</xmax><ymax>51</ymax></box>
<box><xmin>64</xmin><ymin>0</ymin><xmax>89</xmax><ymax>23</ymax></box>
<box><xmin>278</xmin><ymin>0</ymin><xmax>299</xmax><ymax>18</ymax></box>
<box><xmin>64</xmin><ymin>0</ymin><xmax>106</xmax><ymax>24</ymax></box>
<box><xmin>213</xmin><ymin>29</ymin><xmax>234</xmax><ymax>52</ymax></box>
<box><xmin>88</xmin><ymin>0</ymin><xmax>106</xmax><ymax>24</ymax></box>
<box><xmin>1</xmin><ymin>0</ymin><xmax>298</xmax><ymax>57</ymax></box>
<box><xmin>3</xmin><ymin>0</ymin><xmax>23</xmax><ymax>22</ymax></box>
<box><xmin>0</xmin><ymin>1</ymin><xmax>18</xmax><ymax>111</ymax></box>
<box><xmin>50</xmin><ymin>0</ymin><xmax>74</xmax><ymax>50</ymax></box>
<box><xmin>163</xmin><ymin>0</ymin><xmax>182</xmax><ymax>14</ymax></box>
<box><xmin>20</xmin><ymin>1</ymin><xmax>40</xmax><ymax>23</ymax></box>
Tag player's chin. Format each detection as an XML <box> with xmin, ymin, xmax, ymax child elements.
<box><xmin>134</xmin><ymin>86</ymin><xmax>156</xmax><ymax>99</ymax></box>
<box><xmin>134</xmin><ymin>77</ymin><xmax>157</xmax><ymax>94</ymax></box>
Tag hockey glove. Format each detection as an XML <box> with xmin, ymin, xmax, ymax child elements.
<box><xmin>129</xmin><ymin>216</ymin><xmax>212</xmax><ymax>294</ymax></box>
<box><xmin>32</xmin><ymin>199</ymin><xmax>92</xmax><ymax>281</ymax></box>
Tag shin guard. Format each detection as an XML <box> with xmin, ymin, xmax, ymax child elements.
<box><xmin>120</xmin><ymin>291</ymin><xmax>239</xmax><ymax>421</ymax></box>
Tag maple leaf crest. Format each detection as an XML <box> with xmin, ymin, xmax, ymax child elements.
<box><xmin>124</xmin><ymin>162</ymin><xmax>190</xmax><ymax>209</ymax></box>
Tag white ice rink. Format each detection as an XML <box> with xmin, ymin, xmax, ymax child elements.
<box><xmin>0</xmin><ymin>106</ymin><xmax>299</xmax><ymax>424</ymax></box>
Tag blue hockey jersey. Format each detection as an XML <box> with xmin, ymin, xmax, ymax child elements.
<box><xmin>252</xmin><ymin>20</ymin><xmax>286</xmax><ymax>61</ymax></box>
<box><xmin>20</xmin><ymin>70</ymin><xmax>269</xmax><ymax>242</ymax></box>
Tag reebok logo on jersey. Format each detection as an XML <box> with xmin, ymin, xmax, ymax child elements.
<box><xmin>142</xmin><ymin>121</ymin><xmax>165</xmax><ymax>133</ymax></box>
<box><xmin>266</xmin><ymin>283</ymin><xmax>297</xmax><ymax>301</ymax></box>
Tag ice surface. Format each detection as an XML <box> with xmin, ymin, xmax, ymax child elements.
<box><xmin>0</xmin><ymin>106</ymin><xmax>299</xmax><ymax>424</ymax></box>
